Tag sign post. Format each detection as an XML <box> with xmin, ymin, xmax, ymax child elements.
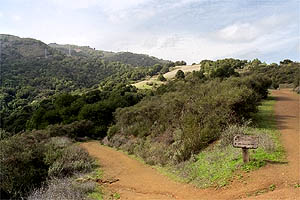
<box><xmin>233</xmin><ymin>135</ymin><xmax>258</xmax><ymax>163</ymax></box>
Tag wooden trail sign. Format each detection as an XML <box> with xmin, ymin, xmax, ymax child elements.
<box><xmin>233</xmin><ymin>135</ymin><xmax>258</xmax><ymax>149</ymax></box>
<box><xmin>233</xmin><ymin>135</ymin><xmax>258</xmax><ymax>163</ymax></box>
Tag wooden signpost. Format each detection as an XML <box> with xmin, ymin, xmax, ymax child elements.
<box><xmin>233</xmin><ymin>135</ymin><xmax>258</xmax><ymax>163</ymax></box>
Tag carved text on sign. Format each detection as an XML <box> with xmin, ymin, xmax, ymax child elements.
<box><xmin>233</xmin><ymin>135</ymin><xmax>258</xmax><ymax>149</ymax></box>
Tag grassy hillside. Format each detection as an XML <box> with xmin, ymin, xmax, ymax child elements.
<box><xmin>133</xmin><ymin>64</ymin><xmax>201</xmax><ymax>89</ymax></box>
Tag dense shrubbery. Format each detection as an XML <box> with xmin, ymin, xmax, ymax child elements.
<box><xmin>28</xmin><ymin>177</ymin><xmax>98</xmax><ymax>200</ymax></box>
<box><xmin>0</xmin><ymin>130</ymin><xmax>96</xmax><ymax>199</ymax></box>
<box><xmin>249</xmin><ymin>61</ymin><xmax>300</xmax><ymax>89</ymax></box>
<box><xmin>157</xmin><ymin>74</ymin><xmax>167</xmax><ymax>81</ymax></box>
<box><xmin>2</xmin><ymin>40</ymin><xmax>298</xmax><ymax>197</ymax></box>
<box><xmin>200</xmin><ymin>58</ymin><xmax>246</xmax><ymax>79</ymax></box>
<box><xmin>107</xmin><ymin>74</ymin><xmax>271</xmax><ymax>164</ymax></box>
<box><xmin>1</xmin><ymin>34</ymin><xmax>173</xmax><ymax>136</ymax></box>
<box><xmin>2</xmin><ymin>84</ymin><xmax>143</xmax><ymax>138</ymax></box>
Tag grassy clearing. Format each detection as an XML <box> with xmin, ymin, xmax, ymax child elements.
<box><xmin>84</xmin><ymin>168</ymin><xmax>104</xmax><ymax>200</ymax></box>
<box><xmin>185</xmin><ymin>146</ymin><xmax>242</xmax><ymax>187</ymax></box>
<box><xmin>133</xmin><ymin>78</ymin><xmax>164</xmax><ymax>89</ymax></box>
<box><xmin>248</xmin><ymin>96</ymin><xmax>285</xmax><ymax>163</ymax></box>
<box><xmin>132</xmin><ymin>65</ymin><xmax>201</xmax><ymax>89</ymax></box>
<box><xmin>163</xmin><ymin>65</ymin><xmax>201</xmax><ymax>79</ymax></box>
<box><xmin>88</xmin><ymin>191</ymin><xmax>103</xmax><ymax>200</ymax></box>
<box><xmin>163</xmin><ymin>95</ymin><xmax>284</xmax><ymax>188</ymax></box>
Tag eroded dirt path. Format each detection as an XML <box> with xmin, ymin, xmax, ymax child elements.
<box><xmin>81</xmin><ymin>89</ymin><xmax>299</xmax><ymax>199</ymax></box>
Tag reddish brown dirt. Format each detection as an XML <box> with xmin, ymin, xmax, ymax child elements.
<box><xmin>81</xmin><ymin>89</ymin><xmax>299</xmax><ymax>200</ymax></box>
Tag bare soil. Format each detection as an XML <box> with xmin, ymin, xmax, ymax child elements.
<box><xmin>81</xmin><ymin>89</ymin><xmax>299</xmax><ymax>199</ymax></box>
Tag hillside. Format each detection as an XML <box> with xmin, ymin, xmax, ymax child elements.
<box><xmin>49</xmin><ymin>43</ymin><xmax>105</xmax><ymax>58</ymax></box>
<box><xmin>0</xmin><ymin>34</ymin><xmax>172</xmax><ymax>135</ymax></box>
<box><xmin>0</xmin><ymin>34</ymin><xmax>55</xmax><ymax>61</ymax></box>
<box><xmin>103</xmin><ymin>51</ymin><xmax>168</xmax><ymax>67</ymax></box>
<box><xmin>49</xmin><ymin>43</ymin><xmax>168</xmax><ymax>67</ymax></box>
<box><xmin>1</xmin><ymin>34</ymin><xmax>300</xmax><ymax>200</ymax></box>
<box><xmin>133</xmin><ymin>64</ymin><xmax>201</xmax><ymax>89</ymax></box>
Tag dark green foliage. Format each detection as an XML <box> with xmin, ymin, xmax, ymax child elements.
<box><xmin>109</xmin><ymin>75</ymin><xmax>267</xmax><ymax>164</ymax></box>
<box><xmin>157</xmin><ymin>74</ymin><xmax>167</xmax><ymax>81</ymax></box>
<box><xmin>0</xmin><ymin>130</ymin><xmax>96</xmax><ymax>199</ymax></box>
<box><xmin>148</xmin><ymin>64</ymin><xmax>163</xmax><ymax>76</ymax></box>
<box><xmin>102</xmin><ymin>52</ymin><xmax>168</xmax><ymax>67</ymax></box>
<box><xmin>160</xmin><ymin>65</ymin><xmax>170</xmax><ymax>74</ymax></box>
<box><xmin>26</xmin><ymin>85</ymin><xmax>143</xmax><ymax>138</ymax></box>
<box><xmin>249</xmin><ymin>61</ymin><xmax>300</xmax><ymax>88</ymax></box>
<box><xmin>200</xmin><ymin>58</ymin><xmax>244</xmax><ymax>79</ymax></box>
<box><xmin>175</xmin><ymin>70</ymin><xmax>185</xmax><ymax>79</ymax></box>
<box><xmin>1</xmin><ymin>34</ymin><xmax>168</xmax><ymax>135</ymax></box>
<box><xmin>0</xmin><ymin>131</ymin><xmax>50</xmax><ymax>199</ymax></box>
<box><xmin>47</xmin><ymin>120</ymin><xmax>94</xmax><ymax>139</ymax></box>
<box><xmin>175</xmin><ymin>61</ymin><xmax>187</xmax><ymax>66</ymax></box>
<box><xmin>279</xmin><ymin>59</ymin><xmax>293</xmax><ymax>65</ymax></box>
<box><xmin>2</xmin><ymin>105</ymin><xmax>33</xmax><ymax>133</ymax></box>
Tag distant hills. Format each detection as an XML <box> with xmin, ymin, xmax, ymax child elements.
<box><xmin>0</xmin><ymin>34</ymin><xmax>168</xmax><ymax>66</ymax></box>
<box><xmin>49</xmin><ymin>43</ymin><xmax>168</xmax><ymax>67</ymax></box>
<box><xmin>0</xmin><ymin>34</ymin><xmax>172</xmax><ymax>130</ymax></box>
<box><xmin>0</xmin><ymin>34</ymin><xmax>54</xmax><ymax>60</ymax></box>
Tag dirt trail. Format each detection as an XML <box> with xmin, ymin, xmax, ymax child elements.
<box><xmin>81</xmin><ymin>89</ymin><xmax>299</xmax><ymax>199</ymax></box>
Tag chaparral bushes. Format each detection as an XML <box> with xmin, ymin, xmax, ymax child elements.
<box><xmin>0</xmin><ymin>128</ymin><xmax>96</xmax><ymax>199</ymax></box>
<box><xmin>107</xmin><ymin>74</ymin><xmax>271</xmax><ymax>165</ymax></box>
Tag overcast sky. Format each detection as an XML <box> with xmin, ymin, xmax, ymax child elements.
<box><xmin>0</xmin><ymin>0</ymin><xmax>299</xmax><ymax>63</ymax></box>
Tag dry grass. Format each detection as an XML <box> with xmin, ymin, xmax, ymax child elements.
<box><xmin>163</xmin><ymin>65</ymin><xmax>201</xmax><ymax>79</ymax></box>
<box><xmin>132</xmin><ymin>65</ymin><xmax>201</xmax><ymax>89</ymax></box>
<box><xmin>28</xmin><ymin>177</ymin><xmax>94</xmax><ymax>200</ymax></box>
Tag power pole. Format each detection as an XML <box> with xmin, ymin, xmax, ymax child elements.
<box><xmin>69</xmin><ymin>45</ymin><xmax>71</xmax><ymax>56</ymax></box>
<box><xmin>45</xmin><ymin>48</ymin><xmax>47</xmax><ymax>58</ymax></box>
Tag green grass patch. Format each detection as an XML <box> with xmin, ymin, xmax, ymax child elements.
<box><xmin>240</xmin><ymin>96</ymin><xmax>285</xmax><ymax>171</ymax></box>
<box><xmin>134</xmin><ymin>82</ymin><xmax>153</xmax><ymax>90</ymax></box>
<box><xmin>252</xmin><ymin>96</ymin><xmax>277</xmax><ymax>129</ymax></box>
<box><xmin>112</xmin><ymin>192</ymin><xmax>121</xmax><ymax>199</ymax></box>
<box><xmin>85</xmin><ymin>167</ymin><xmax>104</xmax><ymax>200</ymax></box>
<box><xmin>250</xmin><ymin>96</ymin><xmax>285</xmax><ymax>162</ymax></box>
<box><xmin>185</xmin><ymin>145</ymin><xmax>243</xmax><ymax>188</ymax></box>
<box><xmin>88</xmin><ymin>191</ymin><xmax>103</xmax><ymax>200</ymax></box>
<box><xmin>161</xmin><ymin>95</ymin><xmax>285</xmax><ymax>188</ymax></box>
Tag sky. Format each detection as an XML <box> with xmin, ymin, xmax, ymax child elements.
<box><xmin>0</xmin><ymin>0</ymin><xmax>299</xmax><ymax>64</ymax></box>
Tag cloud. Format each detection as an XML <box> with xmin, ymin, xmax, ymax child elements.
<box><xmin>217</xmin><ymin>23</ymin><xmax>259</xmax><ymax>42</ymax></box>
<box><xmin>49</xmin><ymin>0</ymin><xmax>99</xmax><ymax>9</ymax></box>
<box><xmin>113</xmin><ymin>14</ymin><xmax>298</xmax><ymax>64</ymax></box>
<box><xmin>12</xmin><ymin>15</ymin><xmax>21</xmax><ymax>21</ymax></box>
<box><xmin>1</xmin><ymin>0</ymin><xmax>298</xmax><ymax>63</ymax></box>
<box><xmin>215</xmin><ymin>15</ymin><xmax>291</xmax><ymax>43</ymax></box>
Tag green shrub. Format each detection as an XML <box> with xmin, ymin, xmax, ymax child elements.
<box><xmin>157</xmin><ymin>74</ymin><xmax>167</xmax><ymax>81</ymax></box>
<box><xmin>220</xmin><ymin>123</ymin><xmax>250</xmax><ymax>148</ymax></box>
<box><xmin>0</xmin><ymin>129</ymin><xmax>96</xmax><ymax>199</ymax></box>
<box><xmin>28</xmin><ymin>177</ymin><xmax>96</xmax><ymax>200</ymax></box>
<box><xmin>0</xmin><ymin>131</ymin><xmax>50</xmax><ymax>198</ymax></box>
<box><xmin>175</xmin><ymin>70</ymin><xmax>185</xmax><ymax>79</ymax></box>
<box><xmin>110</xmin><ymin>76</ymin><xmax>265</xmax><ymax>164</ymax></box>
<box><xmin>48</xmin><ymin>145</ymin><xmax>96</xmax><ymax>178</ymax></box>
<box><xmin>47</xmin><ymin>120</ymin><xmax>94</xmax><ymax>139</ymax></box>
